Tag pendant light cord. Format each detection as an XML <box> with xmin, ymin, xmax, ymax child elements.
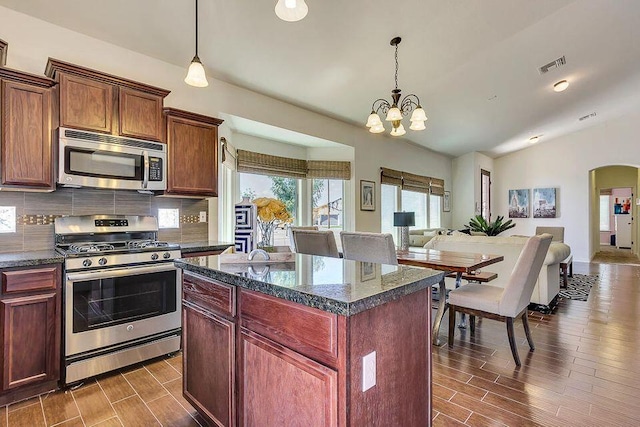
<box><xmin>194</xmin><ymin>0</ymin><xmax>199</xmax><ymax>56</ymax></box>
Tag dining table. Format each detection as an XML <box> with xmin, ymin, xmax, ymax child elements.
<box><xmin>396</xmin><ymin>247</ymin><xmax>504</xmax><ymax>345</ymax></box>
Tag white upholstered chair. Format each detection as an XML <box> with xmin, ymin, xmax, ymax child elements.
<box><xmin>340</xmin><ymin>231</ymin><xmax>398</xmax><ymax>265</ymax></box>
<box><xmin>447</xmin><ymin>234</ymin><xmax>553</xmax><ymax>366</ymax></box>
<box><xmin>288</xmin><ymin>226</ymin><xmax>318</xmax><ymax>251</ymax></box>
<box><xmin>535</xmin><ymin>226</ymin><xmax>572</xmax><ymax>287</ymax></box>
<box><xmin>292</xmin><ymin>229</ymin><xmax>340</xmax><ymax>258</ymax></box>
<box><xmin>535</xmin><ymin>226</ymin><xmax>564</xmax><ymax>242</ymax></box>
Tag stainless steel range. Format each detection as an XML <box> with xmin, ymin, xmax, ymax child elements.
<box><xmin>55</xmin><ymin>215</ymin><xmax>182</xmax><ymax>384</ymax></box>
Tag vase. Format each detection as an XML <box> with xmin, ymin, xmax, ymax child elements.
<box><xmin>234</xmin><ymin>197</ymin><xmax>257</xmax><ymax>253</ymax></box>
<box><xmin>257</xmin><ymin>221</ymin><xmax>275</xmax><ymax>248</ymax></box>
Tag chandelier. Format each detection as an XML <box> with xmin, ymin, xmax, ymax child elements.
<box><xmin>366</xmin><ymin>37</ymin><xmax>427</xmax><ymax>136</ymax></box>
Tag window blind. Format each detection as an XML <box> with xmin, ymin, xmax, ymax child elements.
<box><xmin>221</xmin><ymin>137</ymin><xmax>237</xmax><ymax>170</ymax></box>
<box><xmin>430</xmin><ymin>177</ymin><xmax>445</xmax><ymax>196</ymax></box>
<box><xmin>401</xmin><ymin>171</ymin><xmax>430</xmax><ymax>194</ymax></box>
<box><xmin>237</xmin><ymin>150</ymin><xmax>307</xmax><ymax>178</ymax></box>
<box><xmin>380</xmin><ymin>167</ymin><xmax>403</xmax><ymax>187</ymax></box>
<box><xmin>307</xmin><ymin>160</ymin><xmax>351</xmax><ymax>179</ymax></box>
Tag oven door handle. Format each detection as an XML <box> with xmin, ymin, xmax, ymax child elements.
<box><xmin>66</xmin><ymin>264</ymin><xmax>177</xmax><ymax>282</ymax></box>
<box><xmin>142</xmin><ymin>150</ymin><xmax>149</xmax><ymax>189</ymax></box>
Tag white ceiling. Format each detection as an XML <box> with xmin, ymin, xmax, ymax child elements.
<box><xmin>2</xmin><ymin>0</ymin><xmax>639</xmax><ymax>158</ymax></box>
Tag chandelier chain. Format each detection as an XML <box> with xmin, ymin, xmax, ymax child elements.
<box><xmin>394</xmin><ymin>43</ymin><xmax>399</xmax><ymax>90</ymax></box>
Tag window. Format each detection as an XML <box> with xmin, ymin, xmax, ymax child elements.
<box><xmin>401</xmin><ymin>190</ymin><xmax>427</xmax><ymax>228</ymax></box>
<box><xmin>313</xmin><ymin>179</ymin><xmax>344</xmax><ymax>244</ymax></box>
<box><xmin>239</xmin><ymin>173</ymin><xmax>299</xmax><ymax>247</ymax></box>
<box><xmin>381</xmin><ymin>184</ymin><xmax>398</xmax><ymax>235</ymax></box>
<box><xmin>599</xmin><ymin>195</ymin><xmax>610</xmax><ymax>231</ymax></box>
<box><xmin>429</xmin><ymin>195</ymin><xmax>441</xmax><ymax>228</ymax></box>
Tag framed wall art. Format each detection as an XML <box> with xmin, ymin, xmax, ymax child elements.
<box><xmin>360</xmin><ymin>180</ymin><xmax>375</xmax><ymax>211</ymax></box>
<box><xmin>508</xmin><ymin>189</ymin><xmax>529</xmax><ymax>218</ymax></box>
<box><xmin>533</xmin><ymin>188</ymin><xmax>557</xmax><ymax>218</ymax></box>
<box><xmin>443</xmin><ymin>191</ymin><xmax>451</xmax><ymax>212</ymax></box>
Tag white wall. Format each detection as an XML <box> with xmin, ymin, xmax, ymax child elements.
<box><xmin>494</xmin><ymin>111</ymin><xmax>640</xmax><ymax>262</ymax></box>
<box><xmin>0</xmin><ymin>6</ymin><xmax>451</xmax><ymax>237</ymax></box>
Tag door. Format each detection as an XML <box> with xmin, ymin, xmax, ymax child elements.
<box><xmin>1</xmin><ymin>80</ymin><xmax>53</xmax><ymax>188</ymax></box>
<box><xmin>480</xmin><ymin>169</ymin><xmax>491</xmax><ymax>220</ymax></box>
<box><xmin>1</xmin><ymin>293</ymin><xmax>59</xmax><ymax>390</ymax></box>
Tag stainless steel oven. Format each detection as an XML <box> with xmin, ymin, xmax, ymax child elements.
<box><xmin>55</xmin><ymin>215</ymin><xmax>181</xmax><ymax>384</ymax></box>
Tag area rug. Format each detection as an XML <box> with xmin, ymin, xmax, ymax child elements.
<box><xmin>559</xmin><ymin>273</ymin><xmax>598</xmax><ymax>301</ymax></box>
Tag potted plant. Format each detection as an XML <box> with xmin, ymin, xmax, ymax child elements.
<box><xmin>464</xmin><ymin>215</ymin><xmax>515</xmax><ymax>236</ymax></box>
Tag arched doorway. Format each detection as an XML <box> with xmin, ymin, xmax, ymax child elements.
<box><xmin>589</xmin><ymin>165</ymin><xmax>640</xmax><ymax>264</ymax></box>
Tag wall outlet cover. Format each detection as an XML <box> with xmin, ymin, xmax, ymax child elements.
<box><xmin>362</xmin><ymin>351</ymin><xmax>376</xmax><ymax>392</ymax></box>
<box><xmin>199</xmin><ymin>211</ymin><xmax>207</xmax><ymax>223</ymax></box>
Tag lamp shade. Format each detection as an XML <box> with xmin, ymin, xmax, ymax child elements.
<box><xmin>394</xmin><ymin>212</ymin><xmax>415</xmax><ymax>227</ymax></box>
<box><xmin>275</xmin><ymin>0</ymin><xmax>308</xmax><ymax>22</ymax></box>
<box><xmin>185</xmin><ymin>56</ymin><xmax>208</xmax><ymax>87</ymax></box>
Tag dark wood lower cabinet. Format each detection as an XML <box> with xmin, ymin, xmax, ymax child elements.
<box><xmin>183</xmin><ymin>300</ymin><xmax>235</xmax><ymax>427</ymax></box>
<box><xmin>239</xmin><ymin>329</ymin><xmax>338</xmax><ymax>426</ymax></box>
<box><xmin>0</xmin><ymin>264</ymin><xmax>61</xmax><ymax>406</ymax></box>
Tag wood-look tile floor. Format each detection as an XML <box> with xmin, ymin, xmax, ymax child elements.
<box><xmin>3</xmin><ymin>261</ymin><xmax>640</xmax><ymax>426</ymax></box>
<box><xmin>1</xmin><ymin>354</ymin><xmax>205</xmax><ymax>427</ymax></box>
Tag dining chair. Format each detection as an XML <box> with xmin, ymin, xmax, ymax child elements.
<box><xmin>447</xmin><ymin>234</ymin><xmax>553</xmax><ymax>366</ymax></box>
<box><xmin>292</xmin><ymin>229</ymin><xmax>340</xmax><ymax>258</ymax></box>
<box><xmin>340</xmin><ymin>231</ymin><xmax>398</xmax><ymax>265</ymax></box>
<box><xmin>288</xmin><ymin>226</ymin><xmax>318</xmax><ymax>251</ymax></box>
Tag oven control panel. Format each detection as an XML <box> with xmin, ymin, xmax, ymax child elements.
<box><xmin>64</xmin><ymin>249</ymin><xmax>182</xmax><ymax>271</ymax></box>
<box><xmin>95</xmin><ymin>219</ymin><xmax>129</xmax><ymax>227</ymax></box>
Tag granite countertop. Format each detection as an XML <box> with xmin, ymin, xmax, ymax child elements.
<box><xmin>178</xmin><ymin>241</ymin><xmax>234</xmax><ymax>254</ymax></box>
<box><xmin>0</xmin><ymin>250</ymin><xmax>64</xmax><ymax>269</ymax></box>
<box><xmin>175</xmin><ymin>254</ymin><xmax>443</xmax><ymax>316</ymax></box>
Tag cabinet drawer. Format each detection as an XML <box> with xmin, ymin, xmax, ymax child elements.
<box><xmin>183</xmin><ymin>272</ymin><xmax>236</xmax><ymax>318</ymax></box>
<box><xmin>2</xmin><ymin>266</ymin><xmax>60</xmax><ymax>295</ymax></box>
<box><xmin>240</xmin><ymin>289</ymin><xmax>339</xmax><ymax>367</ymax></box>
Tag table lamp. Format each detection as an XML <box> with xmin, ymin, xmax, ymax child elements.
<box><xmin>394</xmin><ymin>211</ymin><xmax>415</xmax><ymax>252</ymax></box>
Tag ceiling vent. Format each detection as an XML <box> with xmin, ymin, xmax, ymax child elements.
<box><xmin>538</xmin><ymin>56</ymin><xmax>566</xmax><ymax>74</ymax></box>
<box><xmin>579</xmin><ymin>112</ymin><xmax>597</xmax><ymax>121</ymax></box>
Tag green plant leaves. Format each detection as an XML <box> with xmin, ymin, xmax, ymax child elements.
<box><xmin>464</xmin><ymin>215</ymin><xmax>515</xmax><ymax>236</ymax></box>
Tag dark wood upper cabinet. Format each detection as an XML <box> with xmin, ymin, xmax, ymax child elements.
<box><xmin>0</xmin><ymin>68</ymin><xmax>56</xmax><ymax>190</ymax></box>
<box><xmin>164</xmin><ymin>108</ymin><xmax>223</xmax><ymax>197</ymax></box>
<box><xmin>45</xmin><ymin>58</ymin><xmax>169</xmax><ymax>142</ymax></box>
<box><xmin>0</xmin><ymin>39</ymin><xmax>7</xmax><ymax>67</ymax></box>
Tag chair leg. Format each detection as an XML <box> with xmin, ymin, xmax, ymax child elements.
<box><xmin>469</xmin><ymin>315</ymin><xmax>476</xmax><ymax>337</ymax></box>
<box><xmin>522</xmin><ymin>312</ymin><xmax>535</xmax><ymax>351</ymax></box>
<box><xmin>448</xmin><ymin>305</ymin><xmax>456</xmax><ymax>348</ymax></box>
<box><xmin>506</xmin><ymin>317</ymin><xmax>521</xmax><ymax>366</ymax></box>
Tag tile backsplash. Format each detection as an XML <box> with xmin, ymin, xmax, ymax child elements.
<box><xmin>0</xmin><ymin>188</ymin><xmax>209</xmax><ymax>253</ymax></box>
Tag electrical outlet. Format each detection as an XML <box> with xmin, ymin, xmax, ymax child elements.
<box><xmin>362</xmin><ymin>351</ymin><xmax>376</xmax><ymax>392</ymax></box>
<box><xmin>199</xmin><ymin>211</ymin><xmax>207</xmax><ymax>223</ymax></box>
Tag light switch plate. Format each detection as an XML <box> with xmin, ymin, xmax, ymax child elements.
<box><xmin>362</xmin><ymin>351</ymin><xmax>376</xmax><ymax>392</ymax></box>
<box><xmin>199</xmin><ymin>211</ymin><xmax>207</xmax><ymax>223</ymax></box>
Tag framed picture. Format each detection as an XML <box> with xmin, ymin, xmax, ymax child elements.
<box><xmin>508</xmin><ymin>189</ymin><xmax>530</xmax><ymax>218</ymax></box>
<box><xmin>360</xmin><ymin>261</ymin><xmax>376</xmax><ymax>282</ymax></box>
<box><xmin>360</xmin><ymin>180</ymin><xmax>375</xmax><ymax>211</ymax></box>
<box><xmin>443</xmin><ymin>191</ymin><xmax>451</xmax><ymax>212</ymax></box>
<box><xmin>533</xmin><ymin>188</ymin><xmax>557</xmax><ymax>218</ymax></box>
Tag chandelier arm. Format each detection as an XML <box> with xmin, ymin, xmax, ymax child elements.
<box><xmin>371</xmin><ymin>98</ymin><xmax>391</xmax><ymax>115</ymax></box>
<box><xmin>400</xmin><ymin>94</ymin><xmax>421</xmax><ymax>115</ymax></box>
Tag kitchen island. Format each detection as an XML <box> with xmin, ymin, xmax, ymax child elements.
<box><xmin>175</xmin><ymin>253</ymin><xmax>443</xmax><ymax>426</ymax></box>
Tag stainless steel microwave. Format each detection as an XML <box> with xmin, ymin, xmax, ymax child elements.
<box><xmin>58</xmin><ymin>127</ymin><xmax>166</xmax><ymax>192</ymax></box>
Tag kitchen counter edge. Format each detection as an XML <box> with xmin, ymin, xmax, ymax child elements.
<box><xmin>0</xmin><ymin>250</ymin><xmax>64</xmax><ymax>268</ymax></box>
<box><xmin>178</xmin><ymin>241</ymin><xmax>234</xmax><ymax>254</ymax></box>
<box><xmin>175</xmin><ymin>257</ymin><xmax>443</xmax><ymax>317</ymax></box>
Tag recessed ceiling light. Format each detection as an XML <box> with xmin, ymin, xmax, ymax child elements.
<box><xmin>553</xmin><ymin>80</ymin><xmax>569</xmax><ymax>92</ymax></box>
<box><xmin>529</xmin><ymin>136</ymin><xmax>540</xmax><ymax>143</ymax></box>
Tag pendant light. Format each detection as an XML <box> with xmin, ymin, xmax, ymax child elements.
<box><xmin>275</xmin><ymin>0</ymin><xmax>309</xmax><ymax>22</ymax></box>
<box><xmin>185</xmin><ymin>0</ymin><xmax>208</xmax><ymax>87</ymax></box>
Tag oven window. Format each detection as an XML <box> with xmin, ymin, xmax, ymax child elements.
<box><xmin>66</xmin><ymin>148</ymin><xmax>143</xmax><ymax>180</ymax></box>
<box><xmin>72</xmin><ymin>270</ymin><xmax>177</xmax><ymax>332</ymax></box>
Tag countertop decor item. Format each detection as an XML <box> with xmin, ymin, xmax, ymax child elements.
<box><xmin>235</xmin><ymin>197</ymin><xmax>257</xmax><ymax>253</ymax></box>
<box><xmin>365</xmin><ymin>37</ymin><xmax>428</xmax><ymax>136</ymax></box>
<box><xmin>253</xmin><ymin>197</ymin><xmax>293</xmax><ymax>248</ymax></box>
